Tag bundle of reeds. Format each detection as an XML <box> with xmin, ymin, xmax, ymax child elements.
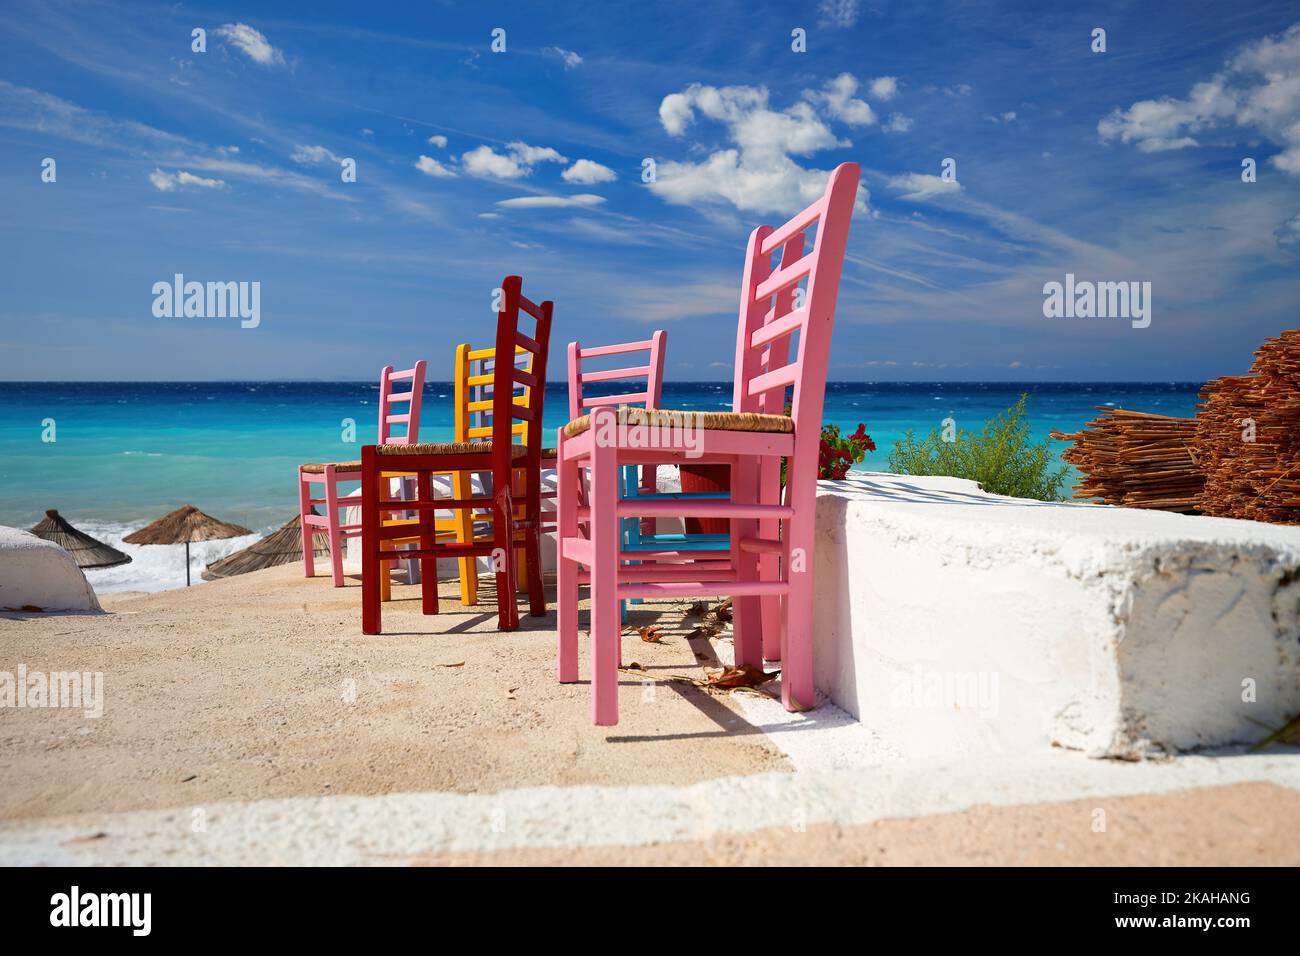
<box><xmin>1191</xmin><ymin>330</ymin><xmax>1300</xmax><ymax>524</ymax></box>
<box><xmin>1051</xmin><ymin>409</ymin><xmax>1202</xmax><ymax>512</ymax></box>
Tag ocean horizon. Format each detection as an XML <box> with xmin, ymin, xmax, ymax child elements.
<box><xmin>2</xmin><ymin>379</ymin><xmax>1203</xmax><ymax>591</ymax></box>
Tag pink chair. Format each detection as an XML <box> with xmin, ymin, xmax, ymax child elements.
<box><xmin>556</xmin><ymin>162</ymin><xmax>860</xmax><ymax>725</ymax></box>
<box><xmin>298</xmin><ymin>361</ymin><xmax>427</xmax><ymax>586</ymax></box>
<box><xmin>567</xmin><ymin>331</ymin><xmax>667</xmax><ymax>507</ymax></box>
<box><xmin>566</xmin><ymin>332</ymin><xmax>667</xmax><ymax>421</ymax></box>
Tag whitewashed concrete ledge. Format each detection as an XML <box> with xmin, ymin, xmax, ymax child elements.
<box><xmin>0</xmin><ymin>526</ymin><xmax>101</xmax><ymax>612</ymax></box>
<box><xmin>812</xmin><ymin>473</ymin><xmax>1300</xmax><ymax>758</ymax></box>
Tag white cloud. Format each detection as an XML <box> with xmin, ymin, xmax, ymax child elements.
<box><xmin>544</xmin><ymin>47</ymin><xmax>583</xmax><ymax>69</ymax></box>
<box><xmin>651</xmin><ymin>83</ymin><xmax>864</xmax><ymax>214</ymax></box>
<box><xmin>868</xmin><ymin>76</ymin><xmax>899</xmax><ymax>101</ymax></box>
<box><xmin>562</xmin><ymin>159</ymin><xmax>617</xmax><ymax>184</ymax></box>
<box><xmin>415</xmin><ymin>155</ymin><xmax>456</xmax><ymax>178</ymax></box>
<box><xmin>214</xmin><ymin>23</ymin><xmax>285</xmax><ymax>67</ymax></box>
<box><xmin>889</xmin><ymin>172</ymin><xmax>962</xmax><ymax>202</ymax></box>
<box><xmin>496</xmin><ymin>194</ymin><xmax>606</xmax><ymax>209</ymax></box>
<box><xmin>805</xmin><ymin>73</ymin><xmax>876</xmax><ymax>126</ymax></box>
<box><xmin>427</xmin><ymin>134</ymin><xmax>448</xmax><ymax>148</ymax></box>
<box><xmin>216</xmin><ymin>145</ymin><xmax>240</xmax><ymax>156</ymax></box>
<box><xmin>291</xmin><ymin>144</ymin><xmax>341</xmax><ymax>165</ymax></box>
<box><xmin>149</xmin><ymin>168</ymin><xmax>224</xmax><ymax>191</ymax></box>
<box><xmin>510</xmin><ymin>142</ymin><xmax>566</xmax><ymax>165</ymax></box>
<box><xmin>462</xmin><ymin>145</ymin><xmax>523</xmax><ymax>178</ymax></box>
<box><xmin>461</xmin><ymin>141</ymin><xmax>567</xmax><ymax>179</ymax></box>
<box><xmin>818</xmin><ymin>0</ymin><xmax>860</xmax><ymax>29</ymax></box>
<box><xmin>1099</xmin><ymin>22</ymin><xmax>1300</xmax><ymax>172</ymax></box>
<box><xmin>181</xmin><ymin>156</ymin><xmax>355</xmax><ymax>201</ymax></box>
<box><xmin>883</xmin><ymin>113</ymin><xmax>913</xmax><ymax>133</ymax></box>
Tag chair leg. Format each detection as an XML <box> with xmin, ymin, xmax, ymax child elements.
<box><xmin>557</xmin><ymin>444</ymin><xmax>579</xmax><ymax>683</ymax></box>
<box><xmin>379</xmin><ymin>558</ymin><xmax>392</xmax><ymax>602</ymax></box>
<box><xmin>758</xmin><ymin>456</ymin><xmax>782</xmax><ymax>662</ymax></box>
<box><xmin>493</xmin><ymin>481</ymin><xmax>519</xmax><ymax>631</ymax></box>
<box><xmin>297</xmin><ymin>472</ymin><xmax>315</xmax><ymax>578</ymax></box>
<box><xmin>452</xmin><ymin>469</ymin><xmax>477</xmax><ymax>606</ymax></box>
<box><xmin>324</xmin><ymin>465</ymin><xmax>345</xmax><ymax>587</ymax></box>
<box><xmin>589</xmin><ymin>420</ymin><xmax>620</xmax><ymax>726</ymax></box>
<box><xmin>361</xmin><ymin>455</ymin><xmax>381</xmax><ymax>635</ymax></box>
<box><xmin>418</xmin><ymin>470</ymin><xmax>438</xmax><ymax>616</ymax></box>
<box><xmin>783</xmin><ymin>488</ymin><xmax>816</xmax><ymax>713</ymax></box>
<box><xmin>524</xmin><ymin>465</ymin><xmax>546</xmax><ymax>617</ymax></box>
<box><xmin>730</xmin><ymin>457</ymin><xmax>763</xmax><ymax>670</ymax></box>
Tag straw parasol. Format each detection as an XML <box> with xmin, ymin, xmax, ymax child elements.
<box><xmin>202</xmin><ymin>514</ymin><xmax>328</xmax><ymax>580</ymax></box>
<box><xmin>123</xmin><ymin>504</ymin><xmax>252</xmax><ymax>586</ymax></box>
<box><xmin>28</xmin><ymin>509</ymin><xmax>132</xmax><ymax>569</ymax></box>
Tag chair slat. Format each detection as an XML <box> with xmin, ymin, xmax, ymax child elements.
<box><xmin>579</xmin><ymin>365</ymin><xmax>653</xmax><ymax>383</ymax></box>
<box><xmin>747</xmin><ymin>363</ymin><xmax>798</xmax><ymax>397</ymax></box>
<box><xmin>750</xmin><ymin>308</ymin><xmax>806</xmax><ymax>349</ymax></box>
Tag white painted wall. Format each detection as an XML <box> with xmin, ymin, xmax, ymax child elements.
<box><xmin>812</xmin><ymin>473</ymin><xmax>1300</xmax><ymax>757</ymax></box>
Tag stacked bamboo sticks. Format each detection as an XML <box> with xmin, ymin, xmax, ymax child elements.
<box><xmin>1191</xmin><ymin>330</ymin><xmax>1300</xmax><ymax>524</ymax></box>
<box><xmin>1052</xmin><ymin>409</ymin><xmax>1202</xmax><ymax>512</ymax></box>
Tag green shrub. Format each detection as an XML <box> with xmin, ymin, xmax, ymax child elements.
<box><xmin>887</xmin><ymin>394</ymin><xmax>1067</xmax><ymax>501</ymax></box>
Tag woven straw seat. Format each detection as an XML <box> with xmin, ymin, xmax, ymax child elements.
<box><xmin>305</xmin><ymin>445</ymin><xmax>555</xmax><ymax>471</ymax></box>
<box><xmin>562</xmin><ymin>407</ymin><xmax>793</xmax><ymax>439</ymax></box>
<box><xmin>375</xmin><ymin>441</ymin><xmax>530</xmax><ymax>458</ymax></box>
<box><xmin>300</xmin><ymin>460</ymin><xmax>361</xmax><ymax>474</ymax></box>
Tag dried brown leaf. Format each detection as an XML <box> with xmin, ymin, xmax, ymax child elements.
<box><xmin>638</xmin><ymin>625</ymin><xmax>665</xmax><ymax>644</ymax></box>
<box><xmin>701</xmin><ymin>664</ymin><xmax>778</xmax><ymax>689</ymax></box>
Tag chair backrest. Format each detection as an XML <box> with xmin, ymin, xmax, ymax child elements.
<box><xmin>732</xmin><ymin>162</ymin><xmax>859</xmax><ymax>454</ymax></box>
<box><xmin>566</xmin><ymin>330</ymin><xmax>667</xmax><ymax>420</ymax></box>
<box><xmin>488</xmin><ymin>275</ymin><xmax>552</xmax><ymax>469</ymax></box>
<box><xmin>454</xmin><ymin>344</ymin><xmax>541</xmax><ymax>445</ymax></box>
<box><xmin>376</xmin><ymin>360</ymin><xmax>428</xmax><ymax>444</ymax></box>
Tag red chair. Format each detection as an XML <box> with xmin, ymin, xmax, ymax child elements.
<box><xmin>360</xmin><ymin>276</ymin><xmax>552</xmax><ymax>633</ymax></box>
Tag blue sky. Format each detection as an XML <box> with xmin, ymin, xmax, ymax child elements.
<box><xmin>2</xmin><ymin>0</ymin><xmax>1298</xmax><ymax>382</ymax></box>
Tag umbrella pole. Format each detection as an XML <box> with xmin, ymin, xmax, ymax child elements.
<box><xmin>185</xmin><ymin>541</ymin><xmax>191</xmax><ymax>587</ymax></box>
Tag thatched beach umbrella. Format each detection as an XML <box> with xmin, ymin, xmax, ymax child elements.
<box><xmin>28</xmin><ymin>509</ymin><xmax>132</xmax><ymax>569</ymax></box>
<box><xmin>123</xmin><ymin>504</ymin><xmax>251</xmax><ymax>586</ymax></box>
<box><xmin>202</xmin><ymin>515</ymin><xmax>328</xmax><ymax>581</ymax></box>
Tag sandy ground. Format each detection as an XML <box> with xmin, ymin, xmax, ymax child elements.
<box><xmin>2</xmin><ymin>563</ymin><xmax>1298</xmax><ymax>866</ymax></box>
<box><xmin>0</xmin><ymin>565</ymin><xmax>786</xmax><ymax>819</ymax></box>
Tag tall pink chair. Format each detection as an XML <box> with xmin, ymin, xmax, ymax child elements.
<box><xmin>298</xmin><ymin>361</ymin><xmax>427</xmax><ymax>586</ymax></box>
<box><xmin>556</xmin><ymin>162</ymin><xmax>860</xmax><ymax>725</ymax></box>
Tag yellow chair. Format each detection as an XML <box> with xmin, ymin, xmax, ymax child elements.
<box><xmin>379</xmin><ymin>342</ymin><xmax>554</xmax><ymax>606</ymax></box>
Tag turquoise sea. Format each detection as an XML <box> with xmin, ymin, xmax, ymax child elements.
<box><xmin>1</xmin><ymin>381</ymin><xmax>1202</xmax><ymax>591</ymax></box>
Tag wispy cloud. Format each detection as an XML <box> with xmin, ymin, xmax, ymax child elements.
<box><xmin>148</xmin><ymin>169</ymin><xmax>224</xmax><ymax>191</ymax></box>
<box><xmin>818</xmin><ymin>0</ymin><xmax>861</xmax><ymax>29</ymax></box>
<box><xmin>291</xmin><ymin>144</ymin><xmax>342</xmax><ymax>165</ymax></box>
<box><xmin>496</xmin><ymin>193</ymin><xmax>605</xmax><ymax>209</ymax></box>
<box><xmin>544</xmin><ymin>46</ymin><xmax>583</xmax><ymax>69</ymax></box>
<box><xmin>889</xmin><ymin>172</ymin><xmax>962</xmax><ymax>202</ymax></box>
